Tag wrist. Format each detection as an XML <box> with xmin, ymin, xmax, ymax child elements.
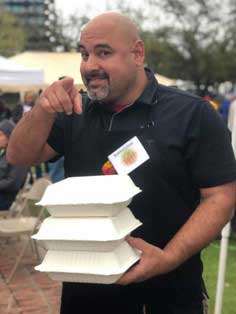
<box><xmin>162</xmin><ymin>246</ymin><xmax>183</xmax><ymax>272</ymax></box>
<box><xmin>33</xmin><ymin>101</ymin><xmax>56</xmax><ymax>121</ymax></box>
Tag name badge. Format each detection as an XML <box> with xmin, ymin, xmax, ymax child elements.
<box><xmin>108</xmin><ymin>136</ymin><xmax>150</xmax><ymax>175</ymax></box>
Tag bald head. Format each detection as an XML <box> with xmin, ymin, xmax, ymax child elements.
<box><xmin>79</xmin><ymin>11</ymin><xmax>147</xmax><ymax>107</ymax></box>
<box><xmin>81</xmin><ymin>12</ymin><xmax>140</xmax><ymax>45</ymax></box>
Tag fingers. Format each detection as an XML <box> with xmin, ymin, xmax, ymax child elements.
<box><xmin>45</xmin><ymin>90</ymin><xmax>64</xmax><ymax>113</ymax></box>
<box><xmin>117</xmin><ymin>260</ymin><xmax>146</xmax><ymax>285</ymax></box>
<box><xmin>126</xmin><ymin>236</ymin><xmax>147</xmax><ymax>251</ymax></box>
<box><xmin>55</xmin><ymin>84</ymin><xmax>73</xmax><ymax>114</ymax></box>
<box><xmin>117</xmin><ymin>265</ymin><xmax>140</xmax><ymax>285</ymax></box>
<box><xmin>40</xmin><ymin>96</ymin><xmax>56</xmax><ymax>114</ymax></box>
<box><xmin>39</xmin><ymin>77</ymin><xmax>82</xmax><ymax>115</ymax></box>
<box><xmin>70</xmin><ymin>87</ymin><xmax>83</xmax><ymax>114</ymax></box>
<box><xmin>116</xmin><ymin>237</ymin><xmax>160</xmax><ymax>285</ymax></box>
<box><xmin>62</xmin><ymin>77</ymin><xmax>74</xmax><ymax>92</ymax></box>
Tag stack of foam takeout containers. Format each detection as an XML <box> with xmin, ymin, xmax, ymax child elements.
<box><xmin>33</xmin><ymin>175</ymin><xmax>142</xmax><ymax>284</ymax></box>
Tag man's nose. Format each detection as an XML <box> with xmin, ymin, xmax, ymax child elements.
<box><xmin>85</xmin><ymin>55</ymin><xmax>100</xmax><ymax>71</ymax></box>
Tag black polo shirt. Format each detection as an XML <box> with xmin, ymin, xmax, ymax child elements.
<box><xmin>47</xmin><ymin>68</ymin><xmax>236</xmax><ymax>303</ymax></box>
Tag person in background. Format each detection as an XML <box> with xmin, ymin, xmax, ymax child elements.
<box><xmin>226</xmin><ymin>95</ymin><xmax>236</xmax><ymax>132</ymax></box>
<box><xmin>12</xmin><ymin>90</ymin><xmax>49</xmax><ymax>180</ymax></box>
<box><xmin>203</xmin><ymin>94</ymin><xmax>219</xmax><ymax>111</ymax></box>
<box><xmin>0</xmin><ymin>98</ymin><xmax>11</xmax><ymax>122</ymax></box>
<box><xmin>11</xmin><ymin>90</ymin><xmax>37</xmax><ymax>124</ymax></box>
<box><xmin>227</xmin><ymin>96</ymin><xmax>236</xmax><ymax>232</ymax></box>
<box><xmin>7</xmin><ymin>12</ymin><xmax>236</xmax><ymax>314</ymax></box>
<box><xmin>48</xmin><ymin>156</ymin><xmax>64</xmax><ymax>183</ymax></box>
<box><xmin>0</xmin><ymin>119</ymin><xmax>28</xmax><ymax>210</ymax></box>
<box><xmin>220</xmin><ymin>96</ymin><xmax>232</xmax><ymax>124</ymax></box>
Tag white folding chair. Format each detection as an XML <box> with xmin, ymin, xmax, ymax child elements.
<box><xmin>0</xmin><ymin>171</ymin><xmax>32</xmax><ymax>219</ymax></box>
<box><xmin>0</xmin><ymin>177</ymin><xmax>51</xmax><ymax>283</ymax></box>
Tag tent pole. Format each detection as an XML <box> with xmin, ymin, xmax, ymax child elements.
<box><xmin>214</xmin><ymin>222</ymin><xmax>231</xmax><ymax>314</ymax></box>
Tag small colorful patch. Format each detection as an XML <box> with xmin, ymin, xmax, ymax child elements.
<box><xmin>121</xmin><ymin>148</ymin><xmax>137</xmax><ymax>166</ymax></box>
<box><xmin>102</xmin><ymin>160</ymin><xmax>117</xmax><ymax>175</ymax></box>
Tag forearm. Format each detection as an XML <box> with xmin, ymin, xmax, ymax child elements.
<box><xmin>116</xmin><ymin>185</ymin><xmax>235</xmax><ymax>285</ymax></box>
<box><xmin>164</xmin><ymin>183</ymin><xmax>235</xmax><ymax>270</ymax></box>
<box><xmin>7</xmin><ymin>103</ymin><xmax>55</xmax><ymax>165</ymax></box>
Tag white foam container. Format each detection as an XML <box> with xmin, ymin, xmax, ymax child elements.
<box><xmin>32</xmin><ymin>208</ymin><xmax>142</xmax><ymax>251</ymax></box>
<box><xmin>35</xmin><ymin>241</ymin><xmax>141</xmax><ymax>284</ymax></box>
<box><xmin>37</xmin><ymin>175</ymin><xmax>141</xmax><ymax>217</ymax></box>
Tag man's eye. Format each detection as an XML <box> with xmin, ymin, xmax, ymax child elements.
<box><xmin>99</xmin><ymin>50</ymin><xmax>111</xmax><ymax>57</ymax></box>
<box><xmin>81</xmin><ymin>52</ymin><xmax>89</xmax><ymax>60</ymax></box>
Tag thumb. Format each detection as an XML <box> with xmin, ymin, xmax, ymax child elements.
<box><xmin>126</xmin><ymin>236</ymin><xmax>146</xmax><ymax>251</ymax></box>
<box><xmin>62</xmin><ymin>77</ymin><xmax>74</xmax><ymax>92</ymax></box>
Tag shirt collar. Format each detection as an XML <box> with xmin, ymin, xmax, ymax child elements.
<box><xmin>135</xmin><ymin>68</ymin><xmax>159</xmax><ymax>107</ymax></box>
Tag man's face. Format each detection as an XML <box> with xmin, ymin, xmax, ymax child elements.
<box><xmin>24</xmin><ymin>93</ymin><xmax>35</xmax><ymax>106</ymax></box>
<box><xmin>0</xmin><ymin>131</ymin><xmax>8</xmax><ymax>148</ymax></box>
<box><xmin>79</xmin><ymin>25</ymin><xmax>138</xmax><ymax>105</ymax></box>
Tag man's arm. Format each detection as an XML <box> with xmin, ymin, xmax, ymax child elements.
<box><xmin>7</xmin><ymin>77</ymin><xmax>82</xmax><ymax>166</ymax></box>
<box><xmin>118</xmin><ymin>182</ymin><xmax>235</xmax><ymax>285</ymax></box>
<box><xmin>7</xmin><ymin>105</ymin><xmax>57</xmax><ymax>165</ymax></box>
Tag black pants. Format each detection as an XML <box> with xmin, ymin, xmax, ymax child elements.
<box><xmin>60</xmin><ymin>282</ymin><xmax>207</xmax><ymax>314</ymax></box>
<box><xmin>0</xmin><ymin>192</ymin><xmax>15</xmax><ymax>210</ymax></box>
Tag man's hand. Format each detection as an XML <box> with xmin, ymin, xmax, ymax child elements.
<box><xmin>117</xmin><ymin>236</ymin><xmax>177</xmax><ymax>285</ymax></box>
<box><xmin>39</xmin><ymin>77</ymin><xmax>82</xmax><ymax>115</ymax></box>
<box><xmin>117</xmin><ymin>183</ymin><xmax>235</xmax><ymax>286</ymax></box>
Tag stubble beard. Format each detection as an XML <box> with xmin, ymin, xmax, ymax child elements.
<box><xmin>87</xmin><ymin>85</ymin><xmax>110</xmax><ymax>101</ymax></box>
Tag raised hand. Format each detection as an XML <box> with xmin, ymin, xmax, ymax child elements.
<box><xmin>39</xmin><ymin>77</ymin><xmax>82</xmax><ymax>115</ymax></box>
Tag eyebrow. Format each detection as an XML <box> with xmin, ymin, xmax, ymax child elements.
<box><xmin>78</xmin><ymin>43</ymin><xmax>112</xmax><ymax>51</ymax></box>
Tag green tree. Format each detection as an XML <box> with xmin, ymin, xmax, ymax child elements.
<box><xmin>0</xmin><ymin>9</ymin><xmax>26</xmax><ymax>57</ymax></box>
<box><xmin>49</xmin><ymin>12</ymin><xmax>89</xmax><ymax>51</ymax></box>
<box><xmin>146</xmin><ymin>0</ymin><xmax>236</xmax><ymax>94</ymax></box>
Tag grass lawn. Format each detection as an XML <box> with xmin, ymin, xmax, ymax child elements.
<box><xmin>202</xmin><ymin>235</ymin><xmax>236</xmax><ymax>314</ymax></box>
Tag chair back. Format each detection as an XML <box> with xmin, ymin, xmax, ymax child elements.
<box><xmin>23</xmin><ymin>178</ymin><xmax>51</xmax><ymax>201</ymax></box>
<box><xmin>7</xmin><ymin>177</ymin><xmax>51</xmax><ymax>218</ymax></box>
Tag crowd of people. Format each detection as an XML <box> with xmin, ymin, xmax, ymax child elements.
<box><xmin>203</xmin><ymin>93</ymin><xmax>236</xmax><ymax>126</ymax></box>
<box><xmin>0</xmin><ymin>90</ymin><xmax>64</xmax><ymax>212</ymax></box>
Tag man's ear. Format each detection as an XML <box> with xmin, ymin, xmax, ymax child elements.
<box><xmin>131</xmin><ymin>40</ymin><xmax>145</xmax><ymax>66</ymax></box>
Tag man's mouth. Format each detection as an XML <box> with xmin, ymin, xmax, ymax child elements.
<box><xmin>87</xmin><ymin>77</ymin><xmax>108</xmax><ymax>89</ymax></box>
<box><xmin>85</xmin><ymin>71</ymin><xmax>109</xmax><ymax>86</ymax></box>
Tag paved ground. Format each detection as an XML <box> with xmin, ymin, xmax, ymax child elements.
<box><xmin>0</xmin><ymin>237</ymin><xmax>62</xmax><ymax>314</ymax></box>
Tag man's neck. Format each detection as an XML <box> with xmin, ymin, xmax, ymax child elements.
<box><xmin>119</xmin><ymin>69</ymin><xmax>149</xmax><ymax>106</ymax></box>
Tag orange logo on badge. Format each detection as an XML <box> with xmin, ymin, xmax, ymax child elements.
<box><xmin>121</xmin><ymin>149</ymin><xmax>137</xmax><ymax>166</ymax></box>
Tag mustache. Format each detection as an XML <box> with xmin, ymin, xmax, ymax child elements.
<box><xmin>84</xmin><ymin>71</ymin><xmax>109</xmax><ymax>82</ymax></box>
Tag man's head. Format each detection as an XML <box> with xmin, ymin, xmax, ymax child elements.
<box><xmin>0</xmin><ymin>119</ymin><xmax>15</xmax><ymax>148</ymax></box>
<box><xmin>79</xmin><ymin>12</ymin><xmax>147</xmax><ymax>107</ymax></box>
<box><xmin>24</xmin><ymin>90</ymin><xmax>37</xmax><ymax>106</ymax></box>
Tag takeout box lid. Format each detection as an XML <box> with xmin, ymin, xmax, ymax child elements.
<box><xmin>35</xmin><ymin>241</ymin><xmax>140</xmax><ymax>275</ymax></box>
<box><xmin>37</xmin><ymin>175</ymin><xmax>141</xmax><ymax>206</ymax></box>
<box><xmin>32</xmin><ymin>208</ymin><xmax>142</xmax><ymax>241</ymax></box>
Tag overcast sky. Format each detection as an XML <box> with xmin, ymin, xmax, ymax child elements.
<box><xmin>55</xmin><ymin>0</ymin><xmax>145</xmax><ymax>19</ymax></box>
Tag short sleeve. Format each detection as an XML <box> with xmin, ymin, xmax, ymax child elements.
<box><xmin>186</xmin><ymin>102</ymin><xmax>236</xmax><ymax>188</ymax></box>
<box><xmin>47</xmin><ymin>113</ymin><xmax>65</xmax><ymax>155</ymax></box>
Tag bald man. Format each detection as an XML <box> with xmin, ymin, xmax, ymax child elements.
<box><xmin>7</xmin><ymin>12</ymin><xmax>236</xmax><ymax>314</ymax></box>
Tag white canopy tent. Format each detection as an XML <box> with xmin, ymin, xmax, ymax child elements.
<box><xmin>0</xmin><ymin>56</ymin><xmax>44</xmax><ymax>92</ymax></box>
<box><xmin>155</xmin><ymin>73</ymin><xmax>176</xmax><ymax>86</ymax></box>
<box><xmin>10</xmin><ymin>52</ymin><xmax>84</xmax><ymax>88</ymax></box>
<box><xmin>10</xmin><ymin>51</ymin><xmax>176</xmax><ymax>88</ymax></box>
